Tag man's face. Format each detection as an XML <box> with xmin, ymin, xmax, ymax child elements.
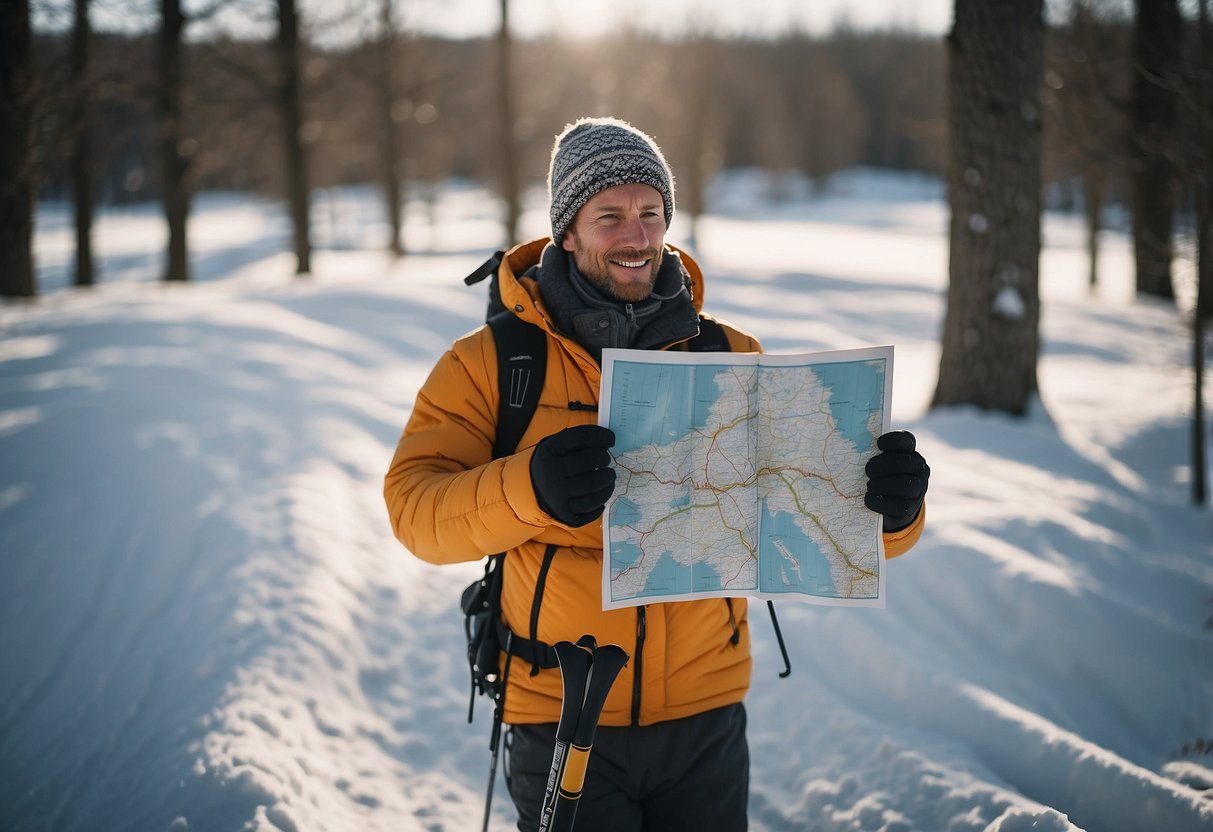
<box><xmin>561</xmin><ymin>183</ymin><xmax>666</xmax><ymax>303</ymax></box>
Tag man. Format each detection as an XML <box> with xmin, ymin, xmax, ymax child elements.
<box><xmin>384</xmin><ymin>117</ymin><xmax>929</xmax><ymax>831</ymax></box>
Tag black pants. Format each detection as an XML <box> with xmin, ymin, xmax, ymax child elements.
<box><xmin>505</xmin><ymin>703</ymin><xmax>749</xmax><ymax>832</ymax></box>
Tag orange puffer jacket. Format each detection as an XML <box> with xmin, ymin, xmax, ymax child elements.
<box><xmin>385</xmin><ymin>238</ymin><xmax>924</xmax><ymax>727</ymax></box>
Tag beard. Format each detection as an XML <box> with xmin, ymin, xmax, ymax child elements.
<box><xmin>569</xmin><ymin>241</ymin><xmax>664</xmax><ymax>303</ymax></box>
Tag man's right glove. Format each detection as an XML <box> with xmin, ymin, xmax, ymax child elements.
<box><xmin>864</xmin><ymin>430</ymin><xmax>930</xmax><ymax>532</ymax></box>
<box><xmin>529</xmin><ymin>424</ymin><xmax>617</xmax><ymax>527</ymax></box>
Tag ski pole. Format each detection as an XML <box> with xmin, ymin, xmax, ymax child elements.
<box><xmin>537</xmin><ymin>639</ymin><xmax>593</xmax><ymax>832</ymax></box>
<box><xmin>480</xmin><ymin>634</ymin><xmax>515</xmax><ymax>832</ymax></box>
<box><xmin>537</xmin><ymin>635</ymin><xmax>629</xmax><ymax>832</ymax></box>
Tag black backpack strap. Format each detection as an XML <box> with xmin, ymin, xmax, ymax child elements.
<box><xmin>464</xmin><ymin>250</ymin><xmax>505</xmax><ymax>287</ymax></box>
<box><xmin>484</xmin><ymin>312</ymin><xmax>557</xmax><ymax>667</ymax></box>
<box><xmin>468</xmin><ymin>304</ymin><xmax>548</xmax><ymax>832</ymax></box>
<box><xmin>526</xmin><ymin>544</ymin><xmax>560</xmax><ymax>676</ymax></box>
<box><xmin>466</xmin><ymin>251</ymin><xmax>507</xmax><ymax>320</ymax></box>
<box><xmin>493</xmin><ymin>618</ymin><xmax>558</xmax><ymax>670</ymax></box>
<box><xmin>487</xmin><ymin>310</ymin><xmax>547</xmax><ymax>460</ymax></box>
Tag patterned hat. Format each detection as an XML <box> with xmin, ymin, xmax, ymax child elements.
<box><xmin>547</xmin><ymin>117</ymin><xmax>675</xmax><ymax>243</ymax></box>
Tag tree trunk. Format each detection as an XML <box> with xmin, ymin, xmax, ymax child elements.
<box><xmin>376</xmin><ymin>0</ymin><xmax>403</xmax><ymax>259</ymax></box>
<box><xmin>0</xmin><ymin>0</ymin><xmax>35</xmax><ymax>298</ymax></box>
<box><xmin>277</xmin><ymin>0</ymin><xmax>312</xmax><ymax>275</ymax></box>
<box><xmin>157</xmin><ymin>0</ymin><xmax>189</xmax><ymax>282</ymax></box>
<box><xmin>1130</xmin><ymin>0</ymin><xmax>1180</xmax><ymax>301</ymax></box>
<box><xmin>675</xmin><ymin>38</ymin><xmax>723</xmax><ymax>254</ymax></box>
<box><xmin>933</xmin><ymin>0</ymin><xmax>1044</xmax><ymax>415</ymax></box>
<box><xmin>1193</xmin><ymin>0</ymin><xmax>1212</xmax><ymax>505</ymax></box>
<box><xmin>72</xmin><ymin>0</ymin><xmax>95</xmax><ymax>287</ymax></box>
<box><xmin>1083</xmin><ymin>166</ymin><xmax>1104</xmax><ymax>292</ymax></box>
<box><xmin>496</xmin><ymin>0</ymin><xmax>520</xmax><ymax>248</ymax></box>
<box><xmin>1197</xmin><ymin>284</ymin><xmax>1208</xmax><ymax>505</ymax></box>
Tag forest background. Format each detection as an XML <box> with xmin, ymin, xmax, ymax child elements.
<box><xmin>15</xmin><ymin>0</ymin><xmax>1204</xmax><ymax>279</ymax></box>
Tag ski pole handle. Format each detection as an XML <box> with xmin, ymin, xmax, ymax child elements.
<box><xmin>537</xmin><ymin>640</ymin><xmax>594</xmax><ymax>832</ymax></box>
<box><xmin>538</xmin><ymin>638</ymin><xmax>629</xmax><ymax>832</ymax></box>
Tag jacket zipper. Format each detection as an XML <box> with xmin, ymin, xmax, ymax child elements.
<box><xmin>631</xmin><ymin>605</ymin><xmax>646</xmax><ymax>725</ymax></box>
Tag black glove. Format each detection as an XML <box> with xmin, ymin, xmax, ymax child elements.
<box><xmin>530</xmin><ymin>424</ymin><xmax>617</xmax><ymax>527</ymax></box>
<box><xmin>865</xmin><ymin>430</ymin><xmax>930</xmax><ymax>532</ymax></box>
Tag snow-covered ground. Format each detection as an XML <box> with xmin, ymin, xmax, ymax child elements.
<box><xmin>2</xmin><ymin>170</ymin><xmax>1211</xmax><ymax>832</ymax></box>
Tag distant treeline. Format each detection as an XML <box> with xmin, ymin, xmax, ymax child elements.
<box><xmin>25</xmin><ymin>20</ymin><xmax>1139</xmax><ymax>210</ymax></box>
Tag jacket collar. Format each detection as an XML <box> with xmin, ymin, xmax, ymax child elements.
<box><xmin>497</xmin><ymin>237</ymin><xmax>707</xmax><ymax>328</ymax></box>
<box><xmin>534</xmin><ymin>244</ymin><xmax>698</xmax><ymax>362</ymax></box>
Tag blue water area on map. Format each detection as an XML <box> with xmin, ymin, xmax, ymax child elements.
<box><xmin>611</xmin><ymin>540</ymin><xmax>643</xmax><ymax>571</ymax></box>
<box><xmin>693</xmin><ymin>366</ymin><xmax>735</xmax><ymax>429</ymax></box>
<box><xmin>611</xmin><ymin>496</ymin><xmax>644</xmax><ymax>529</ymax></box>
<box><xmin>628</xmin><ymin>551</ymin><xmax>727</xmax><ymax>597</ymax></box>
<box><xmin>671</xmin><ymin>486</ymin><xmax>692</xmax><ymax>509</ymax></box>
<box><xmin>611</xmin><ymin>362</ymin><xmax>743</xmax><ymax>451</ymax></box>
<box><xmin>609</xmin><ymin>498</ymin><xmax>645</xmax><ymax>573</ymax></box>
<box><xmin>810</xmin><ymin>360</ymin><xmax>885</xmax><ymax>452</ymax></box>
<box><xmin>640</xmin><ymin>551</ymin><xmax>687</xmax><ymax>594</ymax></box>
<box><xmin>757</xmin><ymin>502</ymin><xmax>841</xmax><ymax>597</ymax></box>
<box><xmin>691</xmin><ymin>559</ymin><xmax>725</xmax><ymax>590</ymax></box>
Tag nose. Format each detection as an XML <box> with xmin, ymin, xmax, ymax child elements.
<box><xmin>618</xmin><ymin>215</ymin><xmax>651</xmax><ymax>248</ymax></box>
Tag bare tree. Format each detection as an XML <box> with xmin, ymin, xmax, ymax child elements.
<box><xmin>71</xmin><ymin>0</ymin><xmax>95</xmax><ymax>287</ymax></box>
<box><xmin>1189</xmin><ymin>0</ymin><xmax>1212</xmax><ymax>504</ymax></box>
<box><xmin>1130</xmin><ymin>0</ymin><xmax>1181</xmax><ymax>301</ymax></box>
<box><xmin>496</xmin><ymin>0</ymin><xmax>520</xmax><ymax>248</ymax></box>
<box><xmin>374</xmin><ymin>0</ymin><xmax>405</xmax><ymax>258</ymax></box>
<box><xmin>276</xmin><ymin>0</ymin><xmax>312</xmax><ymax>274</ymax></box>
<box><xmin>157</xmin><ymin>0</ymin><xmax>191</xmax><ymax>282</ymax></box>
<box><xmin>1043</xmin><ymin>1</ymin><xmax>1130</xmax><ymax>292</ymax></box>
<box><xmin>27</xmin><ymin>22</ymin><xmax>965</xmax><ymax>268</ymax></box>
<box><xmin>790</xmin><ymin>47</ymin><xmax>866</xmax><ymax>190</ymax></box>
<box><xmin>933</xmin><ymin>0</ymin><xmax>1045</xmax><ymax>416</ymax></box>
<box><xmin>0</xmin><ymin>0</ymin><xmax>35</xmax><ymax>298</ymax></box>
<box><xmin>825</xmin><ymin>27</ymin><xmax>946</xmax><ymax>173</ymax></box>
<box><xmin>661</xmin><ymin>33</ymin><xmax>727</xmax><ymax>250</ymax></box>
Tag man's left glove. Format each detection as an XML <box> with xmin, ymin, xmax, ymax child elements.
<box><xmin>865</xmin><ymin>430</ymin><xmax>930</xmax><ymax>532</ymax></box>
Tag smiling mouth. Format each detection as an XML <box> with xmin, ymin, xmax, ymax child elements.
<box><xmin>610</xmin><ymin>257</ymin><xmax>651</xmax><ymax>269</ymax></box>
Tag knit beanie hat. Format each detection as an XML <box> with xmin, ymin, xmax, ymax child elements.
<box><xmin>547</xmin><ymin>117</ymin><xmax>675</xmax><ymax>243</ymax></box>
